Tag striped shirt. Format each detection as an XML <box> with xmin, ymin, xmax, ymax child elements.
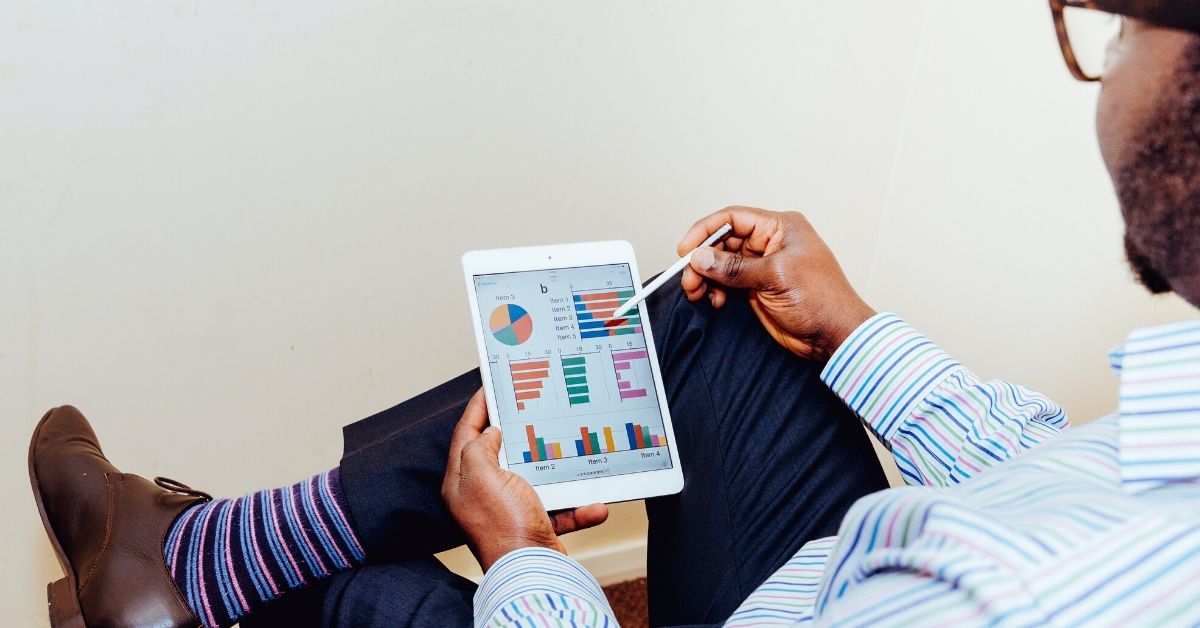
<box><xmin>475</xmin><ymin>313</ymin><xmax>1200</xmax><ymax>627</ymax></box>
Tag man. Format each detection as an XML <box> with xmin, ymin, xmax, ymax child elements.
<box><xmin>27</xmin><ymin>0</ymin><xmax>1200</xmax><ymax>626</ymax></box>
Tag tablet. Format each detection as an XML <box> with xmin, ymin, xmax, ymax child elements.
<box><xmin>461</xmin><ymin>240</ymin><xmax>684</xmax><ymax>511</ymax></box>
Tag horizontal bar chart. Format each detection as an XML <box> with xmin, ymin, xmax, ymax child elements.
<box><xmin>510</xmin><ymin>359</ymin><xmax>551</xmax><ymax>411</ymax></box>
<box><xmin>612</xmin><ymin>349</ymin><xmax>650</xmax><ymax>400</ymax></box>
<box><xmin>572</xmin><ymin>288</ymin><xmax>642</xmax><ymax>339</ymax></box>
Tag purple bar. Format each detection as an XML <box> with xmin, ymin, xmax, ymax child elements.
<box><xmin>618</xmin><ymin>381</ymin><xmax>631</xmax><ymax>390</ymax></box>
<box><xmin>619</xmin><ymin>389</ymin><xmax>648</xmax><ymax>400</ymax></box>
<box><xmin>611</xmin><ymin>350</ymin><xmax>648</xmax><ymax>362</ymax></box>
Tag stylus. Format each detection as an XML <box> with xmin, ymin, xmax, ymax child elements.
<box><xmin>612</xmin><ymin>223</ymin><xmax>733</xmax><ymax>319</ymax></box>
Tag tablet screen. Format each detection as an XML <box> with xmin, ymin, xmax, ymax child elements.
<box><xmin>472</xmin><ymin>263</ymin><xmax>675</xmax><ymax>486</ymax></box>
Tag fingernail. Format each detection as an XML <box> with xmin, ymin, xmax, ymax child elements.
<box><xmin>691</xmin><ymin>247</ymin><xmax>716</xmax><ymax>271</ymax></box>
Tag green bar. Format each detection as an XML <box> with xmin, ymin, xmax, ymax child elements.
<box><xmin>641</xmin><ymin>426</ymin><xmax>652</xmax><ymax>447</ymax></box>
<box><xmin>536</xmin><ymin>437</ymin><xmax>548</xmax><ymax>461</ymax></box>
<box><xmin>589</xmin><ymin>432</ymin><xmax>602</xmax><ymax>454</ymax></box>
<box><xmin>566</xmin><ymin>384</ymin><xmax>589</xmax><ymax>395</ymax></box>
<box><xmin>565</xmin><ymin>375</ymin><xmax>588</xmax><ymax>386</ymax></box>
<box><xmin>563</xmin><ymin>366</ymin><xmax>587</xmax><ymax>377</ymax></box>
<box><xmin>568</xmin><ymin>395</ymin><xmax>590</xmax><ymax>405</ymax></box>
<box><xmin>561</xmin><ymin>356</ymin><xmax>586</xmax><ymax>366</ymax></box>
<box><xmin>617</xmin><ymin>290</ymin><xmax>635</xmax><ymax>298</ymax></box>
<box><xmin>613</xmin><ymin>327</ymin><xmax>636</xmax><ymax>336</ymax></box>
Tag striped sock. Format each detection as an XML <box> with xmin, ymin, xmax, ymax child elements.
<box><xmin>162</xmin><ymin>468</ymin><xmax>366</xmax><ymax>628</ymax></box>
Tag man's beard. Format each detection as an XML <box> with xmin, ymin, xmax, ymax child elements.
<box><xmin>1115</xmin><ymin>41</ymin><xmax>1200</xmax><ymax>296</ymax></box>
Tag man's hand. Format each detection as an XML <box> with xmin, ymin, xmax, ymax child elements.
<box><xmin>679</xmin><ymin>206</ymin><xmax>876</xmax><ymax>361</ymax></box>
<box><xmin>441</xmin><ymin>390</ymin><xmax>609</xmax><ymax>571</ymax></box>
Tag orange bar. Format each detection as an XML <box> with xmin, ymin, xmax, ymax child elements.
<box><xmin>512</xmin><ymin>370</ymin><xmax>550</xmax><ymax>381</ymax></box>
<box><xmin>511</xmin><ymin>360</ymin><xmax>550</xmax><ymax>371</ymax></box>
<box><xmin>580</xmin><ymin>427</ymin><xmax>593</xmax><ymax>455</ymax></box>
<box><xmin>551</xmin><ymin>443</ymin><xmax>563</xmax><ymax>459</ymax></box>
<box><xmin>513</xmin><ymin>380</ymin><xmax>543</xmax><ymax>391</ymax></box>
<box><xmin>583</xmin><ymin>301</ymin><xmax>619</xmax><ymax>312</ymax></box>
<box><xmin>580</xmin><ymin>291</ymin><xmax>619</xmax><ymax>301</ymax></box>
<box><xmin>526</xmin><ymin>425</ymin><xmax>539</xmax><ymax>462</ymax></box>
<box><xmin>603</xmin><ymin>427</ymin><xmax>616</xmax><ymax>453</ymax></box>
<box><xmin>515</xmin><ymin>390</ymin><xmax>541</xmax><ymax>401</ymax></box>
<box><xmin>516</xmin><ymin>402</ymin><xmax>525</xmax><ymax>411</ymax></box>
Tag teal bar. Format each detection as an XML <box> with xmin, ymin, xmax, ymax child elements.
<box><xmin>641</xmin><ymin>426</ymin><xmax>652</xmax><ymax>447</ymax></box>
<box><xmin>566</xmin><ymin>384</ymin><xmax>589</xmax><ymax>395</ymax></box>
<box><xmin>561</xmin><ymin>356</ymin><xmax>586</xmax><ymax>366</ymax></box>
<box><xmin>569</xmin><ymin>395</ymin><xmax>590</xmax><ymax>405</ymax></box>
<box><xmin>563</xmin><ymin>366</ymin><xmax>587</xmax><ymax>377</ymax></box>
<box><xmin>536</xmin><ymin>437</ymin><xmax>547</xmax><ymax>461</ymax></box>
<box><xmin>589</xmin><ymin>432</ymin><xmax>602</xmax><ymax>454</ymax></box>
<box><xmin>613</xmin><ymin>327</ymin><xmax>636</xmax><ymax>336</ymax></box>
<box><xmin>565</xmin><ymin>376</ymin><xmax>588</xmax><ymax>386</ymax></box>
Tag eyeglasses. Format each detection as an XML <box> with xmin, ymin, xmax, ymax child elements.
<box><xmin>1050</xmin><ymin>0</ymin><xmax>1126</xmax><ymax>82</ymax></box>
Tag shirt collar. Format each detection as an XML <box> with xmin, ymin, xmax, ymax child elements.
<box><xmin>1113</xmin><ymin>320</ymin><xmax>1200</xmax><ymax>494</ymax></box>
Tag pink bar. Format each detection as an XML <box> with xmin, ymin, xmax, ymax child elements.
<box><xmin>613</xmin><ymin>361</ymin><xmax>630</xmax><ymax>370</ymax></box>
<box><xmin>612</xmin><ymin>350</ymin><xmax>648</xmax><ymax>362</ymax></box>
<box><xmin>618</xmin><ymin>381</ymin><xmax>631</xmax><ymax>390</ymax></box>
<box><xmin>619</xmin><ymin>389</ymin><xmax>648</xmax><ymax>400</ymax></box>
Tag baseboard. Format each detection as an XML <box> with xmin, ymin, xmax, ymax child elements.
<box><xmin>572</xmin><ymin>538</ymin><xmax>648</xmax><ymax>586</ymax></box>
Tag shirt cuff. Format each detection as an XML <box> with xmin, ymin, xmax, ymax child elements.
<box><xmin>820</xmin><ymin>313</ymin><xmax>964</xmax><ymax>442</ymax></box>
<box><xmin>473</xmin><ymin>547</ymin><xmax>614</xmax><ymax>626</ymax></box>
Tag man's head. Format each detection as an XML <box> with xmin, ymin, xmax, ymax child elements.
<box><xmin>1088</xmin><ymin>5</ymin><xmax>1200</xmax><ymax>305</ymax></box>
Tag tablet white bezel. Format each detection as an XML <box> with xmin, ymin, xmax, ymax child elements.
<box><xmin>461</xmin><ymin>240</ymin><xmax>684</xmax><ymax>511</ymax></box>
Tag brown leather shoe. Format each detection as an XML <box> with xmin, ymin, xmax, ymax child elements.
<box><xmin>29</xmin><ymin>406</ymin><xmax>212</xmax><ymax>628</ymax></box>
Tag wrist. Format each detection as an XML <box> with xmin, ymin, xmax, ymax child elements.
<box><xmin>478</xmin><ymin>535</ymin><xmax>564</xmax><ymax>572</ymax></box>
<box><xmin>821</xmin><ymin>301</ymin><xmax>876</xmax><ymax>358</ymax></box>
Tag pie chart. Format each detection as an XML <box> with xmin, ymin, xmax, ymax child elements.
<box><xmin>489</xmin><ymin>304</ymin><xmax>533</xmax><ymax>346</ymax></box>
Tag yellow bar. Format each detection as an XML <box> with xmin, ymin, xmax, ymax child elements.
<box><xmin>603</xmin><ymin>427</ymin><xmax>616</xmax><ymax>453</ymax></box>
<box><xmin>551</xmin><ymin>442</ymin><xmax>563</xmax><ymax>459</ymax></box>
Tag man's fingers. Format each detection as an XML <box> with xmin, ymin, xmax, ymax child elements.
<box><xmin>689</xmin><ymin>246</ymin><xmax>774</xmax><ymax>290</ymax></box>
<box><xmin>677</xmin><ymin>206</ymin><xmax>776</xmax><ymax>256</ymax></box>
<box><xmin>550</xmin><ymin>503</ymin><xmax>610</xmax><ymax>535</ymax></box>
<box><xmin>448</xmin><ymin>390</ymin><xmax>489</xmax><ymax>478</ymax></box>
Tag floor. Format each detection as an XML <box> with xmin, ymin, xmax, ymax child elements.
<box><xmin>603</xmin><ymin>577</ymin><xmax>649</xmax><ymax>627</ymax></box>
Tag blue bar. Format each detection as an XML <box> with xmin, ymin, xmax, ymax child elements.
<box><xmin>573</xmin><ymin>295</ymin><xmax>582</xmax><ymax>302</ymax></box>
<box><xmin>578</xmin><ymin>320</ymin><xmax>607</xmax><ymax>330</ymax></box>
<box><xmin>626</xmin><ymin>423</ymin><xmax>638</xmax><ymax>450</ymax></box>
<box><xmin>522</xmin><ymin>451</ymin><xmax>532</xmax><ymax>463</ymax></box>
<box><xmin>576</xmin><ymin>311</ymin><xmax>594</xmax><ymax>320</ymax></box>
<box><xmin>581</xmin><ymin>329</ymin><xmax>610</xmax><ymax>339</ymax></box>
<box><xmin>575</xmin><ymin>440</ymin><xmax>586</xmax><ymax>456</ymax></box>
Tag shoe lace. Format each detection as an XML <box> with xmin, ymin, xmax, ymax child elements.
<box><xmin>154</xmin><ymin>477</ymin><xmax>213</xmax><ymax>501</ymax></box>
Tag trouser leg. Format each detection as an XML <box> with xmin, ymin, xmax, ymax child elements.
<box><xmin>642</xmin><ymin>288</ymin><xmax>888</xmax><ymax>626</ymax></box>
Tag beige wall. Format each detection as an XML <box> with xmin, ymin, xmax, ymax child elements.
<box><xmin>2</xmin><ymin>0</ymin><xmax>1194</xmax><ymax>623</ymax></box>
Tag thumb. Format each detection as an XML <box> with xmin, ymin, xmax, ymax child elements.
<box><xmin>464</xmin><ymin>425</ymin><xmax>504</xmax><ymax>469</ymax></box>
<box><xmin>690</xmin><ymin>247</ymin><xmax>774</xmax><ymax>290</ymax></box>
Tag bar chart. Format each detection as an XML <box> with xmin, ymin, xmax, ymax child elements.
<box><xmin>521</xmin><ymin>421</ymin><xmax>669</xmax><ymax>463</ymax></box>
<box><xmin>510</xmin><ymin>358</ymin><xmax>552</xmax><ymax>411</ymax></box>
<box><xmin>572</xmin><ymin>288</ymin><xmax>642</xmax><ymax>339</ymax></box>
<box><xmin>612</xmin><ymin>349</ymin><xmax>650</xmax><ymax>400</ymax></box>
<box><xmin>560</xmin><ymin>354</ymin><xmax>592</xmax><ymax>406</ymax></box>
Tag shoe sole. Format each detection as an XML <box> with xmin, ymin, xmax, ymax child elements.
<box><xmin>29</xmin><ymin>407</ymin><xmax>87</xmax><ymax>628</ymax></box>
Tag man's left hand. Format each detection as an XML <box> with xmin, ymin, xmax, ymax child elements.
<box><xmin>441</xmin><ymin>389</ymin><xmax>609</xmax><ymax>571</ymax></box>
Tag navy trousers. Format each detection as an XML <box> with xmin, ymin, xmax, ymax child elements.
<box><xmin>244</xmin><ymin>288</ymin><xmax>889</xmax><ymax>627</ymax></box>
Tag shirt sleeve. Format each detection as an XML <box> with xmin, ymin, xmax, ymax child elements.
<box><xmin>473</xmin><ymin>547</ymin><xmax>617</xmax><ymax>628</ymax></box>
<box><xmin>820</xmin><ymin>313</ymin><xmax>1069</xmax><ymax>487</ymax></box>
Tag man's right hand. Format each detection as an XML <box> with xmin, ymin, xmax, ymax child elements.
<box><xmin>679</xmin><ymin>206</ymin><xmax>877</xmax><ymax>361</ymax></box>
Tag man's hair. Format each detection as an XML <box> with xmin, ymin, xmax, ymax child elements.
<box><xmin>1117</xmin><ymin>36</ymin><xmax>1200</xmax><ymax>294</ymax></box>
